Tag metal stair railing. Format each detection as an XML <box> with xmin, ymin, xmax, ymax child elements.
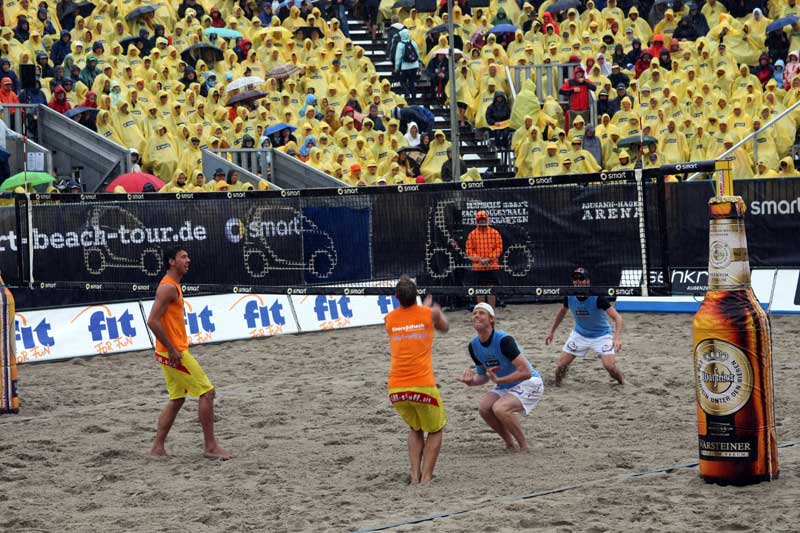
<box><xmin>202</xmin><ymin>149</ymin><xmax>278</xmax><ymax>190</ymax></box>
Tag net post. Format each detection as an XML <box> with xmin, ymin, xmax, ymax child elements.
<box><xmin>656</xmin><ymin>172</ymin><xmax>671</xmax><ymax>296</ymax></box>
<box><xmin>13</xmin><ymin>194</ymin><xmax>24</xmax><ymax>285</ymax></box>
<box><xmin>635</xmin><ymin>168</ymin><xmax>649</xmax><ymax>297</ymax></box>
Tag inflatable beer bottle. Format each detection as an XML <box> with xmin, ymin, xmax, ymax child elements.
<box><xmin>692</xmin><ymin>161</ymin><xmax>778</xmax><ymax>485</ymax></box>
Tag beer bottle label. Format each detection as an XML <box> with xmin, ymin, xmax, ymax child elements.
<box><xmin>707</xmin><ymin>218</ymin><xmax>750</xmax><ymax>290</ymax></box>
<box><xmin>695</xmin><ymin>338</ymin><xmax>756</xmax><ymax>461</ymax></box>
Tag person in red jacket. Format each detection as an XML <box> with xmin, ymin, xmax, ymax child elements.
<box><xmin>559</xmin><ymin>67</ymin><xmax>596</xmax><ymax>128</ymax></box>
<box><xmin>48</xmin><ymin>84</ymin><xmax>72</xmax><ymax>114</ymax></box>
<box><xmin>0</xmin><ymin>78</ymin><xmax>20</xmax><ymax>129</ymax></box>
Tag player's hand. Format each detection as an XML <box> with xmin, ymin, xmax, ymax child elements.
<box><xmin>486</xmin><ymin>366</ymin><xmax>499</xmax><ymax>383</ymax></box>
<box><xmin>168</xmin><ymin>348</ymin><xmax>182</xmax><ymax>368</ymax></box>
<box><xmin>457</xmin><ymin>367</ymin><xmax>474</xmax><ymax>385</ymax></box>
<box><xmin>545</xmin><ymin>334</ymin><xmax>554</xmax><ymax>345</ymax></box>
<box><xmin>423</xmin><ymin>294</ymin><xmax>433</xmax><ymax>307</ymax></box>
<box><xmin>613</xmin><ymin>340</ymin><xmax>622</xmax><ymax>352</ymax></box>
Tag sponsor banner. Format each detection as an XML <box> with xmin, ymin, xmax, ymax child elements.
<box><xmin>616</xmin><ymin>269</ymin><xmax>800</xmax><ymax>314</ymax></box>
<box><xmin>15</xmin><ymin>302</ymin><xmax>151</xmax><ymax>364</ymax></box>
<box><xmin>291</xmin><ymin>294</ymin><xmax>401</xmax><ymax>332</ymax></box>
<box><xmin>140</xmin><ymin>293</ymin><xmax>299</xmax><ymax>346</ymax></box>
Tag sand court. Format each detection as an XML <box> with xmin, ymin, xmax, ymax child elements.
<box><xmin>1</xmin><ymin>304</ymin><xmax>799</xmax><ymax>532</ymax></box>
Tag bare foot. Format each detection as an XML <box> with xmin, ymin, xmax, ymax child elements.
<box><xmin>420</xmin><ymin>475</ymin><xmax>433</xmax><ymax>484</ymax></box>
<box><xmin>149</xmin><ymin>446</ymin><xmax>167</xmax><ymax>457</ymax></box>
<box><xmin>203</xmin><ymin>444</ymin><xmax>232</xmax><ymax>460</ymax></box>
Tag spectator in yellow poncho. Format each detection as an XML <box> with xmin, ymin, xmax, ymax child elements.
<box><xmin>420</xmin><ymin>130</ymin><xmax>450</xmax><ymax>182</ymax></box>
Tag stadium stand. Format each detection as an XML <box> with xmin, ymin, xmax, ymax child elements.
<box><xmin>0</xmin><ymin>0</ymin><xmax>799</xmax><ymax>190</ymax></box>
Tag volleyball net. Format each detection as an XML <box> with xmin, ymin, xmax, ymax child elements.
<box><xmin>2</xmin><ymin>164</ymin><xmax>719</xmax><ymax>298</ymax></box>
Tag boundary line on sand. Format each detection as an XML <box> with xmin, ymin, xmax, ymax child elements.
<box><xmin>352</xmin><ymin>441</ymin><xmax>799</xmax><ymax>533</ymax></box>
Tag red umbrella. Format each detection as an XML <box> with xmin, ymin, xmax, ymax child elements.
<box><xmin>105</xmin><ymin>172</ymin><xmax>165</xmax><ymax>192</ymax></box>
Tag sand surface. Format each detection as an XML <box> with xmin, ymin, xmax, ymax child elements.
<box><xmin>1</xmin><ymin>304</ymin><xmax>799</xmax><ymax>532</ymax></box>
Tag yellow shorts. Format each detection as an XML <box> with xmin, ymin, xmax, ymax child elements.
<box><xmin>155</xmin><ymin>350</ymin><xmax>214</xmax><ymax>400</ymax></box>
<box><xmin>389</xmin><ymin>386</ymin><xmax>446</xmax><ymax>433</ymax></box>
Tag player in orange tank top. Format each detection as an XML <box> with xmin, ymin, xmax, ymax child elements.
<box><xmin>146</xmin><ymin>247</ymin><xmax>231</xmax><ymax>460</ymax></box>
<box><xmin>384</xmin><ymin>277</ymin><xmax>449</xmax><ymax>484</ymax></box>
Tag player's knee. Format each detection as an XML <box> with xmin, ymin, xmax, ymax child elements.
<box><xmin>478</xmin><ymin>403</ymin><xmax>493</xmax><ymax>418</ymax></box>
<box><xmin>601</xmin><ymin>357</ymin><xmax>617</xmax><ymax>370</ymax></box>
<box><xmin>201</xmin><ymin>388</ymin><xmax>216</xmax><ymax>401</ymax></box>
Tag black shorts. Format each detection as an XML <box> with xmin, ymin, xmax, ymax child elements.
<box><xmin>470</xmin><ymin>269</ymin><xmax>499</xmax><ymax>286</ymax></box>
<box><xmin>364</xmin><ymin>4</ymin><xmax>379</xmax><ymax>25</ymax></box>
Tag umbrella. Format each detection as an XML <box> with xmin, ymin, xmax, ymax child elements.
<box><xmin>1</xmin><ymin>172</ymin><xmax>55</xmax><ymax>191</ymax></box>
<box><xmin>125</xmin><ymin>4</ymin><xmax>161</xmax><ymax>21</ymax></box>
<box><xmin>64</xmin><ymin>106</ymin><xmax>99</xmax><ymax>119</ymax></box>
<box><xmin>293</xmin><ymin>26</ymin><xmax>323</xmax><ymax>40</ymax></box>
<box><xmin>225</xmin><ymin>89</ymin><xmax>268</xmax><ymax>107</ymax></box>
<box><xmin>265</xmin><ymin>122</ymin><xmax>297</xmax><ymax>136</ymax></box>
<box><xmin>488</xmin><ymin>24</ymin><xmax>518</xmax><ymax>35</ymax></box>
<box><xmin>398</xmin><ymin>146</ymin><xmax>425</xmax><ymax>164</ymax></box>
<box><xmin>181</xmin><ymin>43</ymin><xmax>224</xmax><ymax>64</ymax></box>
<box><xmin>392</xmin><ymin>0</ymin><xmax>415</xmax><ymax>7</ymax></box>
<box><xmin>258</xmin><ymin>27</ymin><xmax>293</xmax><ymax>41</ymax></box>
<box><xmin>546</xmin><ymin>0</ymin><xmax>581</xmax><ymax>13</ymax></box>
<box><xmin>766</xmin><ymin>15</ymin><xmax>800</xmax><ymax>33</ymax></box>
<box><xmin>266</xmin><ymin>64</ymin><xmax>303</xmax><ymax>80</ymax></box>
<box><xmin>204</xmin><ymin>27</ymin><xmax>243</xmax><ymax>40</ymax></box>
<box><xmin>429</xmin><ymin>47</ymin><xmax>467</xmax><ymax>59</ymax></box>
<box><xmin>617</xmin><ymin>135</ymin><xmax>658</xmax><ymax>147</ymax></box>
<box><xmin>105</xmin><ymin>172</ymin><xmax>165</xmax><ymax>193</ymax></box>
<box><xmin>118</xmin><ymin>35</ymin><xmax>142</xmax><ymax>52</ymax></box>
<box><xmin>62</xmin><ymin>1</ymin><xmax>96</xmax><ymax>18</ymax></box>
<box><xmin>226</xmin><ymin>76</ymin><xmax>265</xmax><ymax>93</ymax></box>
<box><xmin>426</xmin><ymin>23</ymin><xmax>460</xmax><ymax>36</ymax></box>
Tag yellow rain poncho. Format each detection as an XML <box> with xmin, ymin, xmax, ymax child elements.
<box><xmin>160</xmin><ymin>168</ymin><xmax>190</xmax><ymax>193</ymax></box>
<box><xmin>779</xmin><ymin>156</ymin><xmax>797</xmax><ymax>177</ymax></box>
<box><xmin>95</xmin><ymin>110</ymin><xmax>119</xmax><ymax>143</ymax></box>
<box><xmin>745</xmin><ymin>122</ymin><xmax>780</xmax><ymax>170</ymax></box>
<box><xmin>658</xmin><ymin>120</ymin><xmax>689</xmax><ymax>164</ymax></box>
<box><xmin>145</xmin><ymin>126</ymin><xmax>180</xmax><ymax>181</ymax></box>
<box><xmin>420</xmin><ymin>130</ymin><xmax>450</xmax><ymax>183</ymax></box>
<box><xmin>538</xmin><ymin>144</ymin><xmax>562</xmax><ymax>176</ymax></box>
<box><xmin>516</xmin><ymin>126</ymin><xmax>545</xmax><ymax>178</ymax></box>
<box><xmin>113</xmin><ymin>101</ymin><xmax>146</xmax><ymax>155</ymax></box>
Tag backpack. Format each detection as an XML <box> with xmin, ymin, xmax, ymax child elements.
<box><xmin>402</xmin><ymin>41</ymin><xmax>418</xmax><ymax>63</ymax></box>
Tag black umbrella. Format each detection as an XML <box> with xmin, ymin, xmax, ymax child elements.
<box><xmin>225</xmin><ymin>89</ymin><xmax>268</xmax><ymax>107</ymax></box>
<box><xmin>617</xmin><ymin>135</ymin><xmax>658</xmax><ymax>148</ymax></box>
<box><xmin>118</xmin><ymin>35</ymin><xmax>142</xmax><ymax>53</ymax></box>
<box><xmin>546</xmin><ymin>0</ymin><xmax>581</xmax><ymax>14</ymax></box>
<box><xmin>426</xmin><ymin>23</ymin><xmax>460</xmax><ymax>36</ymax></box>
<box><xmin>293</xmin><ymin>26</ymin><xmax>323</xmax><ymax>40</ymax></box>
<box><xmin>392</xmin><ymin>0</ymin><xmax>415</xmax><ymax>8</ymax></box>
<box><xmin>65</xmin><ymin>106</ymin><xmax>99</xmax><ymax>119</ymax></box>
<box><xmin>62</xmin><ymin>1</ymin><xmax>96</xmax><ymax>18</ymax></box>
<box><xmin>181</xmin><ymin>43</ymin><xmax>224</xmax><ymax>64</ymax></box>
<box><xmin>125</xmin><ymin>4</ymin><xmax>162</xmax><ymax>21</ymax></box>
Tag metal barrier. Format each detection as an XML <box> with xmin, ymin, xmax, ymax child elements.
<box><xmin>269</xmin><ymin>148</ymin><xmax>349</xmax><ymax>189</ymax></box>
<box><xmin>507</xmin><ymin>63</ymin><xmax>580</xmax><ymax>104</ymax></box>
<box><xmin>202</xmin><ymin>149</ymin><xmax>279</xmax><ymax>190</ymax></box>
<box><xmin>3</xmin><ymin>104</ymin><xmax>131</xmax><ymax>191</ymax></box>
<box><xmin>211</xmin><ymin>148</ymin><xmax>272</xmax><ymax>180</ymax></box>
<box><xmin>687</xmin><ymin>98</ymin><xmax>800</xmax><ymax>181</ymax></box>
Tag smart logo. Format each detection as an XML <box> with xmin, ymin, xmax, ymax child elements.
<box><xmin>377</xmin><ymin>295</ymin><xmax>400</xmax><ymax>315</ymax></box>
<box><xmin>313</xmin><ymin>295</ymin><xmax>353</xmax><ymax>321</ymax></box>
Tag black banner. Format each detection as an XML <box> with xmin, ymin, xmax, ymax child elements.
<box><xmin>4</xmin><ymin>176</ymin><xmax>796</xmax><ymax>298</ymax></box>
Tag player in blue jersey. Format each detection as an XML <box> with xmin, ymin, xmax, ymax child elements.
<box><xmin>545</xmin><ymin>267</ymin><xmax>625</xmax><ymax>386</ymax></box>
<box><xmin>457</xmin><ymin>303</ymin><xmax>544</xmax><ymax>451</ymax></box>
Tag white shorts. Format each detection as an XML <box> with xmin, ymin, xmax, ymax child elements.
<box><xmin>490</xmin><ymin>376</ymin><xmax>544</xmax><ymax>415</ymax></box>
<box><xmin>562</xmin><ymin>331</ymin><xmax>615</xmax><ymax>359</ymax></box>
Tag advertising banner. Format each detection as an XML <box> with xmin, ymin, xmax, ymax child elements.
<box><xmin>291</xmin><ymin>294</ymin><xmax>401</xmax><ymax>332</ymax></box>
<box><xmin>15</xmin><ymin>301</ymin><xmax>151</xmax><ymax>364</ymax></box>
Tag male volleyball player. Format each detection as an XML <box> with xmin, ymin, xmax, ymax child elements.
<box><xmin>385</xmin><ymin>277</ymin><xmax>449</xmax><ymax>484</ymax></box>
<box><xmin>457</xmin><ymin>303</ymin><xmax>543</xmax><ymax>451</ymax></box>
<box><xmin>545</xmin><ymin>267</ymin><xmax>625</xmax><ymax>386</ymax></box>
<box><xmin>147</xmin><ymin>247</ymin><xmax>231</xmax><ymax>460</ymax></box>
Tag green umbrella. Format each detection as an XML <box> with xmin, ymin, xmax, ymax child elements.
<box><xmin>617</xmin><ymin>135</ymin><xmax>658</xmax><ymax>148</ymax></box>
<box><xmin>1</xmin><ymin>171</ymin><xmax>55</xmax><ymax>191</ymax></box>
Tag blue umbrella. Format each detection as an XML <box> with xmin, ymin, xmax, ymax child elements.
<box><xmin>766</xmin><ymin>15</ymin><xmax>800</xmax><ymax>33</ymax></box>
<box><xmin>204</xmin><ymin>27</ymin><xmax>243</xmax><ymax>40</ymax></box>
<box><xmin>265</xmin><ymin>123</ymin><xmax>296</xmax><ymax>136</ymax></box>
<box><xmin>487</xmin><ymin>24</ymin><xmax>518</xmax><ymax>35</ymax></box>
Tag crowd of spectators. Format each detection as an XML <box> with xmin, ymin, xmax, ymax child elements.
<box><xmin>2</xmin><ymin>0</ymin><xmax>800</xmax><ymax>188</ymax></box>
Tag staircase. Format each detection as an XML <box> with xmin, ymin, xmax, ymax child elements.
<box><xmin>347</xmin><ymin>18</ymin><xmax>515</xmax><ymax>179</ymax></box>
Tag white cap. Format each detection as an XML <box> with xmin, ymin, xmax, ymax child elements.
<box><xmin>472</xmin><ymin>302</ymin><xmax>495</xmax><ymax>317</ymax></box>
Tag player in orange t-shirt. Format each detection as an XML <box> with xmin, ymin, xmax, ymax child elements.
<box><xmin>465</xmin><ymin>210</ymin><xmax>503</xmax><ymax>308</ymax></box>
<box><xmin>385</xmin><ymin>277</ymin><xmax>449</xmax><ymax>484</ymax></box>
<box><xmin>147</xmin><ymin>247</ymin><xmax>230</xmax><ymax>460</ymax></box>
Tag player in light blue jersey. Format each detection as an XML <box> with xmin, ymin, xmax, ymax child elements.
<box><xmin>545</xmin><ymin>267</ymin><xmax>625</xmax><ymax>386</ymax></box>
<box><xmin>457</xmin><ymin>303</ymin><xmax>544</xmax><ymax>451</ymax></box>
